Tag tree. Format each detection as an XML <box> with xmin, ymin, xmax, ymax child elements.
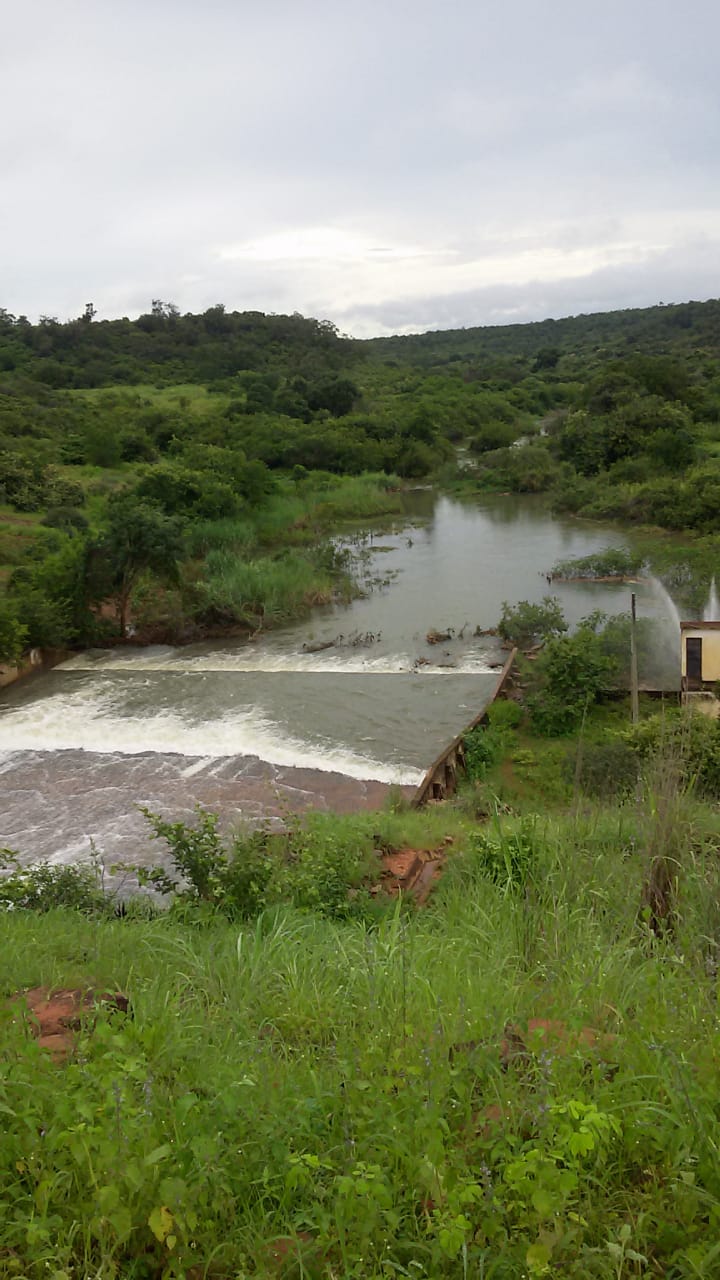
<box><xmin>94</xmin><ymin>493</ymin><xmax>183</xmax><ymax>636</ymax></box>
<box><xmin>0</xmin><ymin>599</ymin><xmax>28</xmax><ymax>665</ymax></box>
<box><xmin>307</xmin><ymin>376</ymin><xmax>358</xmax><ymax>417</ymax></box>
<box><xmin>533</xmin><ymin>346</ymin><xmax>561</xmax><ymax>371</ymax></box>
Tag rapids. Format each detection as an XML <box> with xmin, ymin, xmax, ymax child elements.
<box><xmin>0</xmin><ymin>492</ymin><xmax>683</xmax><ymax>871</ymax></box>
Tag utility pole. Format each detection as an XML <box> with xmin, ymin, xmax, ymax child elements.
<box><xmin>630</xmin><ymin>592</ymin><xmax>639</xmax><ymax>724</ymax></box>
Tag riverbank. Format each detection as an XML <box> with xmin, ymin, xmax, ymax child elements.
<box><xmin>0</xmin><ymin>471</ymin><xmax>407</xmax><ymax>665</ymax></box>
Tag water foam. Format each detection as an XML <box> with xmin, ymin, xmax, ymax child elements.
<box><xmin>58</xmin><ymin>647</ymin><xmax>498</xmax><ymax>676</ymax></box>
<box><xmin>0</xmin><ymin>687</ymin><xmax>422</xmax><ymax>786</ymax></box>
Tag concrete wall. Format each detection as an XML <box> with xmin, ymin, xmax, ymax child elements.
<box><xmin>0</xmin><ymin>648</ymin><xmax>59</xmax><ymax>690</ymax></box>
<box><xmin>681</xmin><ymin>627</ymin><xmax>720</xmax><ymax>683</ymax></box>
<box><xmin>412</xmin><ymin>649</ymin><xmax>518</xmax><ymax>807</ymax></box>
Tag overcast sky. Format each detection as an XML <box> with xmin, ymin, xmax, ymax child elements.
<box><xmin>2</xmin><ymin>0</ymin><xmax>719</xmax><ymax>336</ymax></box>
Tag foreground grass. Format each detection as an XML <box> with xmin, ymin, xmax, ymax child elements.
<box><xmin>3</xmin><ymin>794</ymin><xmax>720</xmax><ymax>1278</ymax></box>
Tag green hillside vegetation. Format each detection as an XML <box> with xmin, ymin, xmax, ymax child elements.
<box><xmin>3</xmin><ymin>297</ymin><xmax>720</xmax><ymax>660</ymax></box>
<box><xmin>4</xmin><ymin>689</ymin><xmax>720</xmax><ymax>1276</ymax></box>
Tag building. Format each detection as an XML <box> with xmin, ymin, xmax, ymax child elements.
<box><xmin>680</xmin><ymin>621</ymin><xmax>720</xmax><ymax>691</ymax></box>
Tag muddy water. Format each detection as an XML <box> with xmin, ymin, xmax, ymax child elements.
<box><xmin>0</xmin><ymin>492</ymin><xmax>681</xmax><ymax>870</ymax></box>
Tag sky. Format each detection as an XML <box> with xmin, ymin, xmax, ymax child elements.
<box><xmin>2</xmin><ymin>0</ymin><xmax>719</xmax><ymax>337</ymax></box>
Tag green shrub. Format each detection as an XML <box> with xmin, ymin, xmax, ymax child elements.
<box><xmin>138</xmin><ymin>807</ymin><xmax>376</xmax><ymax>921</ymax></box>
<box><xmin>463</xmin><ymin>725</ymin><xmax>501</xmax><ymax>780</ymax></box>
<box><xmin>45</xmin><ymin>470</ymin><xmax>86</xmax><ymax>508</ymax></box>
<box><xmin>486</xmin><ymin>698</ymin><xmax>523</xmax><ymax>730</ymax></box>
<box><xmin>550</xmin><ymin>548</ymin><xmax>645</xmax><ymax>579</ymax></box>
<box><xmin>626</xmin><ymin>710</ymin><xmax>720</xmax><ymax>797</ymax></box>
<box><xmin>0</xmin><ymin>851</ymin><xmax>106</xmax><ymax>913</ymax></box>
<box><xmin>42</xmin><ymin>505</ymin><xmax>89</xmax><ymax>533</ymax></box>
<box><xmin>498</xmin><ymin>597</ymin><xmax>567</xmax><ymax>648</ymax></box>
<box><xmin>526</xmin><ymin>623</ymin><xmax>618</xmax><ymax>736</ymax></box>
<box><xmin>463</xmin><ymin>702</ymin><xmax>522</xmax><ymax>782</ymax></box>
<box><xmin>139</xmin><ymin>807</ymin><xmax>274</xmax><ymax>921</ymax></box>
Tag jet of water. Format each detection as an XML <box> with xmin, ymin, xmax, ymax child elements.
<box><xmin>648</xmin><ymin>576</ymin><xmax>681</xmax><ymax>632</ymax></box>
<box><xmin>704</xmin><ymin>576</ymin><xmax>719</xmax><ymax>622</ymax></box>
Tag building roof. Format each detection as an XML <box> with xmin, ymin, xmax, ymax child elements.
<box><xmin>680</xmin><ymin>621</ymin><xmax>720</xmax><ymax>630</ymax></box>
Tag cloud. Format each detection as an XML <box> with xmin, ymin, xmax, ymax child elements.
<box><xmin>1</xmin><ymin>0</ymin><xmax>719</xmax><ymax>334</ymax></box>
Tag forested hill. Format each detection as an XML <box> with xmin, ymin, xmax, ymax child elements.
<box><xmin>365</xmin><ymin>297</ymin><xmax>720</xmax><ymax>369</ymax></box>
<box><xmin>2</xmin><ymin>297</ymin><xmax>720</xmax><ymax>390</ymax></box>
<box><xmin>0</xmin><ymin>305</ymin><xmax>357</xmax><ymax>389</ymax></box>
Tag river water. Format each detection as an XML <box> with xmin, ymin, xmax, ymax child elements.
<box><xmin>0</xmin><ymin>492</ymin><xmax>682</xmax><ymax>872</ymax></box>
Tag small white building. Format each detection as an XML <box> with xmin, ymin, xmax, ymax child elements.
<box><xmin>680</xmin><ymin>621</ymin><xmax>720</xmax><ymax>691</ymax></box>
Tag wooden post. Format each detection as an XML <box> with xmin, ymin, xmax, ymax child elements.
<box><xmin>630</xmin><ymin>592</ymin><xmax>639</xmax><ymax>725</ymax></box>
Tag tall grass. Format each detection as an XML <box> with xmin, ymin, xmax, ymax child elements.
<box><xmin>200</xmin><ymin>549</ymin><xmax>338</xmax><ymax>625</ymax></box>
<box><xmin>185</xmin><ymin>476</ymin><xmax>402</xmax><ymax>625</ymax></box>
<box><xmin>183</xmin><ymin>515</ymin><xmax>257</xmax><ymax>557</ymax></box>
<box><xmin>3</xmin><ymin>794</ymin><xmax>720</xmax><ymax>1275</ymax></box>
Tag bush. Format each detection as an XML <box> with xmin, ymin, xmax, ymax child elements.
<box><xmin>551</xmin><ymin>549</ymin><xmax>645</xmax><ymax>579</ymax></box>
<box><xmin>0</xmin><ymin>851</ymin><xmax>107</xmax><ymax>913</ymax></box>
<box><xmin>464</xmin><ymin>725</ymin><xmax>502</xmax><ymax>780</ymax></box>
<box><xmin>463</xmin><ymin>701</ymin><xmax>522</xmax><ymax>780</ymax></box>
<box><xmin>45</xmin><ymin>471</ymin><xmax>86</xmax><ymax>508</ymax></box>
<box><xmin>486</xmin><ymin>698</ymin><xmax>523</xmax><ymax>730</ymax></box>
<box><xmin>498</xmin><ymin>597</ymin><xmax>567</xmax><ymax>648</ymax></box>
<box><xmin>526</xmin><ymin>623</ymin><xmax>618</xmax><ymax>736</ymax></box>
<box><xmin>626</xmin><ymin>710</ymin><xmax>720</xmax><ymax>798</ymax></box>
<box><xmin>139</xmin><ymin>807</ymin><xmax>273</xmax><ymax>920</ymax></box>
<box><xmin>138</xmin><ymin>807</ymin><xmax>376</xmax><ymax>921</ymax></box>
<box><xmin>42</xmin><ymin>506</ymin><xmax>89</xmax><ymax>533</ymax></box>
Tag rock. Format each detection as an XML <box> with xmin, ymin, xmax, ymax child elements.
<box><xmin>11</xmin><ymin>986</ymin><xmax>131</xmax><ymax>1063</ymax></box>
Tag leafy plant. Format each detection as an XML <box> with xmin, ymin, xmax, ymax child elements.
<box><xmin>138</xmin><ymin>806</ymin><xmax>375</xmax><ymax>921</ymax></box>
<box><xmin>139</xmin><ymin>806</ymin><xmax>274</xmax><ymax>920</ymax></box>
<box><xmin>0</xmin><ymin>849</ymin><xmax>107</xmax><ymax>913</ymax></box>
<box><xmin>467</xmin><ymin>817</ymin><xmax>542</xmax><ymax>891</ymax></box>
<box><xmin>498</xmin><ymin>597</ymin><xmax>567</xmax><ymax>649</ymax></box>
<box><xmin>526</xmin><ymin>620</ymin><xmax>618</xmax><ymax>735</ymax></box>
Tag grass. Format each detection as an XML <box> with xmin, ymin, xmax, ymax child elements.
<box><xmin>69</xmin><ymin>383</ymin><xmax>231</xmax><ymax>414</ymax></box>
<box><xmin>186</xmin><ymin>474</ymin><xmax>404</xmax><ymax>631</ymax></box>
<box><xmin>465</xmin><ymin>696</ymin><xmax>675</xmax><ymax>811</ymax></box>
<box><xmin>199</xmin><ymin>549</ymin><xmax>343</xmax><ymax>626</ymax></box>
<box><xmin>3</xmin><ymin>781</ymin><xmax>720</xmax><ymax>1276</ymax></box>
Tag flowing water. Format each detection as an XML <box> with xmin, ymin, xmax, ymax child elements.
<box><xmin>0</xmin><ymin>492</ymin><xmax>683</xmax><ymax>871</ymax></box>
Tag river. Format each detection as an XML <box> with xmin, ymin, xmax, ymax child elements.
<box><xmin>0</xmin><ymin>491</ymin><xmax>682</xmax><ymax>873</ymax></box>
